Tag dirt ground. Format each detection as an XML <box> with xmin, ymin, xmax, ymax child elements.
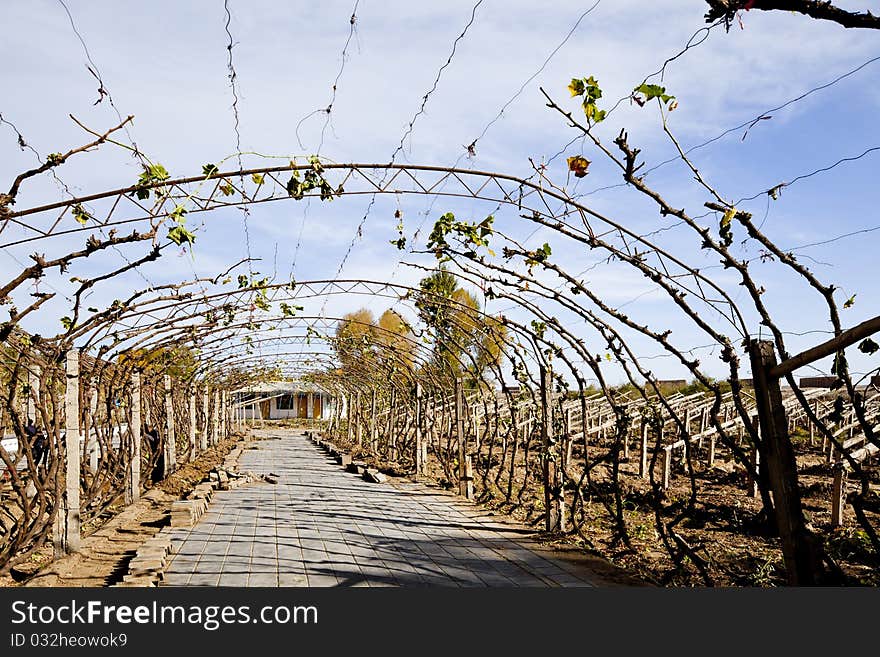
<box><xmin>0</xmin><ymin>435</ymin><xmax>242</xmax><ymax>588</ymax></box>
<box><xmin>341</xmin><ymin>428</ymin><xmax>878</xmax><ymax>587</ymax></box>
<box><xmin>484</xmin><ymin>441</ymin><xmax>880</xmax><ymax>587</ymax></box>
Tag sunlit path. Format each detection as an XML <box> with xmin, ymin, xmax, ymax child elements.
<box><xmin>162</xmin><ymin>430</ymin><xmax>595</xmax><ymax>587</ymax></box>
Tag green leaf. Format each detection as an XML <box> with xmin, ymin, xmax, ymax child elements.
<box><xmin>634</xmin><ymin>83</ymin><xmax>677</xmax><ymax>110</ymax></box>
<box><xmin>169</xmin><ymin>204</ymin><xmax>187</xmax><ymax>222</ymax></box>
<box><xmin>202</xmin><ymin>163</ymin><xmax>219</xmax><ymax>176</ymax></box>
<box><xmin>135</xmin><ymin>163</ymin><xmax>170</xmax><ymax>199</ymax></box>
<box><xmin>72</xmin><ymin>203</ymin><xmax>92</xmax><ymax>226</ymax></box>
<box><xmin>167</xmin><ymin>225</ymin><xmax>195</xmax><ymax>246</ymax></box>
<box><xmin>844</xmin><ymin>294</ymin><xmax>856</xmax><ymax>309</ymax></box>
<box><xmin>251</xmin><ymin>173</ymin><xmax>265</xmax><ymax>185</ymax></box>
<box><xmin>569</xmin><ymin>75</ymin><xmax>606</xmax><ymax>125</ymax></box>
<box><xmin>219</xmin><ymin>183</ymin><xmax>235</xmax><ymax>196</ymax></box>
<box><xmin>858</xmin><ymin>338</ymin><xmax>879</xmax><ymax>355</ymax></box>
<box><xmin>60</xmin><ymin>316</ymin><xmax>74</xmax><ymax>330</ymax></box>
<box><xmin>279</xmin><ymin>302</ymin><xmax>304</xmax><ymax>317</ymax></box>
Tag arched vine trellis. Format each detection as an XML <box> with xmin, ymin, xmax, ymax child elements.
<box><xmin>2</xmin><ymin>92</ymin><xmax>879</xmax><ymax>586</ymax></box>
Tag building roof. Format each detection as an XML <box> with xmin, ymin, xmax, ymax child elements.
<box><xmin>232</xmin><ymin>380</ymin><xmax>330</xmax><ymax>395</ymax></box>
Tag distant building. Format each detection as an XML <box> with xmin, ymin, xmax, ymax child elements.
<box><xmin>234</xmin><ymin>380</ymin><xmax>334</xmax><ymax>420</ymax></box>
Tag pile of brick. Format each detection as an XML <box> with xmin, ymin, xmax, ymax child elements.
<box><xmin>114</xmin><ymin>528</ymin><xmax>176</xmax><ymax>587</ymax></box>
<box><xmin>170</xmin><ymin>498</ymin><xmax>209</xmax><ymax>528</ymax></box>
<box><xmin>307</xmin><ymin>431</ymin><xmax>387</xmax><ymax>484</ymax></box>
<box><xmin>208</xmin><ymin>466</ymin><xmax>277</xmax><ymax>491</ymax></box>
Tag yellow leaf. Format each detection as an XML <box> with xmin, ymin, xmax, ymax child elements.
<box><xmin>567</xmin><ymin>155</ymin><xmax>591</xmax><ymax>178</ymax></box>
<box><xmin>721</xmin><ymin>207</ymin><xmax>736</xmax><ymax>228</ymax></box>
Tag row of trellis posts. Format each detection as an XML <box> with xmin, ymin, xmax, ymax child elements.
<box><xmin>329</xmin><ymin>336</ymin><xmax>879</xmax><ymax>585</ymax></box>
<box><xmin>1</xmin><ymin>349</ymin><xmax>235</xmax><ymax>563</ymax></box>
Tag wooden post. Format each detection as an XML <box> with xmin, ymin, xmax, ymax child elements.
<box><xmin>563</xmin><ymin>407</ymin><xmax>573</xmax><ymax>471</ymax></box>
<box><xmin>414</xmin><ymin>383</ymin><xmax>425</xmax><ymax>475</ymax></box>
<box><xmin>201</xmin><ymin>387</ymin><xmax>209</xmax><ymax>451</ymax></box>
<box><xmin>680</xmin><ymin>409</ymin><xmax>691</xmax><ymax>466</ymax></box>
<box><xmin>212</xmin><ymin>390</ymin><xmax>220</xmax><ymax>445</ymax></box>
<box><xmin>370</xmin><ymin>388</ymin><xmax>378</xmax><ymax>451</ymax></box>
<box><xmin>54</xmin><ymin>350</ymin><xmax>81</xmax><ymax>556</ymax></box>
<box><xmin>163</xmin><ymin>374</ymin><xmax>175</xmax><ymax>476</ymax></box>
<box><xmin>661</xmin><ymin>446</ymin><xmax>671</xmax><ymax>491</ymax></box>
<box><xmin>27</xmin><ymin>365</ymin><xmax>39</xmax><ymax>423</ymax></box>
<box><xmin>809</xmin><ymin>401</ymin><xmax>817</xmax><ymax>446</ymax></box>
<box><xmin>473</xmin><ymin>411</ymin><xmax>480</xmax><ymax>452</ymax></box>
<box><xmin>25</xmin><ymin>365</ymin><xmax>41</xmax><ymax>498</ymax></box>
<box><xmin>639</xmin><ymin>421</ymin><xmax>649</xmax><ymax>478</ymax></box>
<box><xmin>708</xmin><ymin>434</ymin><xmax>716</xmax><ymax>468</ymax></box>
<box><xmin>541</xmin><ymin>365</ymin><xmax>564</xmax><ymax>531</ymax></box>
<box><xmin>831</xmin><ymin>465</ymin><xmax>846</xmax><ymax>528</ymax></box>
<box><xmin>189</xmin><ymin>389</ymin><xmax>197</xmax><ymax>457</ymax></box>
<box><xmin>221</xmin><ymin>390</ymin><xmax>228</xmax><ymax>438</ymax></box>
<box><xmin>388</xmin><ymin>388</ymin><xmax>397</xmax><ymax>460</ymax></box>
<box><xmin>749</xmin><ymin>446</ymin><xmax>760</xmax><ymax>498</ymax></box>
<box><xmin>88</xmin><ymin>388</ymin><xmax>99</xmax><ymax>473</ymax></box>
<box><xmin>455</xmin><ymin>377</ymin><xmax>473</xmax><ymax>499</ymax></box>
<box><xmin>355</xmin><ymin>390</ymin><xmax>363</xmax><ymax>446</ymax></box>
<box><xmin>126</xmin><ymin>371</ymin><xmax>141</xmax><ymax>505</ymax></box>
<box><xmin>749</xmin><ymin>339</ymin><xmax>823</xmax><ymax>585</ymax></box>
<box><xmin>346</xmin><ymin>392</ymin><xmax>354</xmax><ymax>442</ymax></box>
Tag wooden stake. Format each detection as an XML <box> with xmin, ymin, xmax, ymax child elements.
<box><xmin>189</xmin><ymin>389</ymin><xmax>197</xmax><ymax>457</ymax></box>
<box><xmin>541</xmin><ymin>365</ymin><xmax>564</xmax><ymax>531</ymax></box>
<box><xmin>54</xmin><ymin>350</ymin><xmax>81</xmax><ymax>556</ymax></box>
<box><xmin>221</xmin><ymin>390</ymin><xmax>228</xmax><ymax>438</ymax></box>
<box><xmin>749</xmin><ymin>339</ymin><xmax>823</xmax><ymax>585</ymax></box>
<box><xmin>455</xmin><ymin>377</ymin><xmax>473</xmax><ymax>499</ymax></box>
<box><xmin>370</xmin><ymin>388</ymin><xmax>378</xmax><ymax>451</ymax></box>
<box><xmin>662</xmin><ymin>446</ymin><xmax>671</xmax><ymax>491</ymax></box>
<box><xmin>414</xmin><ymin>383</ymin><xmax>425</xmax><ymax>475</ymax></box>
<box><xmin>212</xmin><ymin>390</ymin><xmax>220</xmax><ymax>445</ymax></box>
<box><xmin>355</xmin><ymin>390</ymin><xmax>363</xmax><ymax>446</ymax></box>
<box><xmin>126</xmin><ymin>371</ymin><xmax>141</xmax><ymax>505</ymax></box>
<box><xmin>831</xmin><ymin>465</ymin><xmax>846</xmax><ymax>528</ymax></box>
<box><xmin>88</xmin><ymin>388</ymin><xmax>98</xmax><ymax>473</ymax></box>
<box><xmin>163</xmin><ymin>374</ymin><xmax>175</xmax><ymax>476</ymax></box>
<box><xmin>201</xmin><ymin>387</ymin><xmax>209</xmax><ymax>451</ymax></box>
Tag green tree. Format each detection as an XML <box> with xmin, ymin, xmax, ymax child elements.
<box><xmin>415</xmin><ymin>266</ymin><xmax>507</xmax><ymax>385</ymax></box>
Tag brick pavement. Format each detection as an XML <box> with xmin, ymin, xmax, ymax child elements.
<box><xmin>162</xmin><ymin>429</ymin><xmax>595</xmax><ymax>587</ymax></box>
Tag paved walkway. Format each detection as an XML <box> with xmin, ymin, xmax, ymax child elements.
<box><xmin>162</xmin><ymin>430</ymin><xmax>595</xmax><ymax>587</ymax></box>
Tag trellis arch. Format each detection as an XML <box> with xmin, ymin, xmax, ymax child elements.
<box><xmin>2</xmin><ymin>142</ymin><xmax>878</xmax><ymax>586</ymax></box>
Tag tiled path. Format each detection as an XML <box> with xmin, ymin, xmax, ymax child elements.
<box><xmin>161</xmin><ymin>430</ymin><xmax>595</xmax><ymax>587</ymax></box>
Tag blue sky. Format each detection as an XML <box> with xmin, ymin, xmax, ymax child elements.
<box><xmin>1</xmin><ymin>0</ymin><xmax>878</xmax><ymax>385</ymax></box>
